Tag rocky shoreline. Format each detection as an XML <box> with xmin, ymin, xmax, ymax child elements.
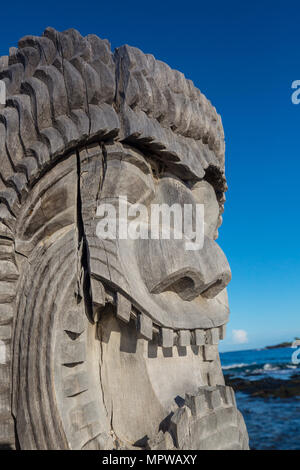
<box><xmin>225</xmin><ymin>373</ymin><xmax>300</xmax><ymax>399</ymax></box>
<box><xmin>264</xmin><ymin>338</ymin><xmax>299</xmax><ymax>349</ymax></box>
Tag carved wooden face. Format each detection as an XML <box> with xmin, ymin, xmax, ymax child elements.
<box><xmin>79</xmin><ymin>142</ymin><xmax>231</xmax><ymax>333</ymax></box>
<box><xmin>13</xmin><ymin>138</ymin><xmax>230</xmax><ymax>342</ymax></box>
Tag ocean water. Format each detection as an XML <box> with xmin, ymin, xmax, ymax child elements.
<box><xmin>220</xmin><ymin>347</ymin><xmax>300</xmax><ymax>450</ymax></box>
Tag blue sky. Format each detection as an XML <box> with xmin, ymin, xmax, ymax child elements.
<box><xmin>0</xmin><ymin>0</ymin><xmax>299</xmax><ymax>351</ymax></box>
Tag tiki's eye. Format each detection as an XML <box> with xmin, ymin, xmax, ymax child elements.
<box><xmin>191</xmin><ymin>181</ymin><xmax>220</xmax><ymax>239</ymax></box>
<box><xmin>99</xmin><ymin>157</ymin><xmax>155</xmax><ymax>206</ymax></box>
<box><xmin>155</xmin><ymin>175</ymin><xmax>195</xmax><ymax>207</ymax></box>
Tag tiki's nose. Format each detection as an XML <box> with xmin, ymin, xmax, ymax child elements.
<box><xmin>138</xmin><ymin>236</ymin><xmax>231</xmax><ymax>301</ymax></box>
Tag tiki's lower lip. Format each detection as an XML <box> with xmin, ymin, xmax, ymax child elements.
<box><xmin>92</xmin><ymin>275</ymin><xmax>227</xmax><ymax>348</ymax></box>
<box><xmin>111</xmin><ymin>238</ymin><xmax>229</xmax><ymax>330</ymax></box>
<box><xmin>127</xmin><ymin>287</ymin><xmax>230</xmax><ymax>331</ymax></box>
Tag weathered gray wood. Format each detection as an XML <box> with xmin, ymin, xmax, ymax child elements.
<box><xmin>0</xmin><ymin>27</ymin><xmax>248</xmax><ymax>451</ymax></box>
<box><xmin>159</xmin><ymin>328</ymin><xmax>174</xmax><ymax>348</ymax></box>
<box><xmin>195</xmin><ymin>329</ymin><xmax>206</xmax><ymax>346</ymax></box>
<box><xmin>137</xmin><ymin>313</ymin><xmax>153</xmax><ymax>340</ymax></box>
<box><xmin>178</xmin><ymin>330</ymin><xmax>191</xmax><ymax>347</ymax></box>
<box><xmin>116</xmin><ymin>292</ymin><xmax>131</xmax><ymax>323</ymax></box>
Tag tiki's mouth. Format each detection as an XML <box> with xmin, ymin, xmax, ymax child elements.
<box><xmin>87</xmin><ymin>231</ymin><xmax>230</xmax><ymax>334</ymax></box>
<box><xmin>91</xmin><ymin>274</ymin><xmax>227</xmax><ymax>351</ymax></box>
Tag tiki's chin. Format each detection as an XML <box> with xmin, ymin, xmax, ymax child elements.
<box><xmin>96</xmin><ymin>307</ymin><xmax>245</xmax><ymax>450</ymax></box>
<box><xmin>97</xmin><ymin>307</ymin><xmax>223</xmax><ymax>446</ymax></box>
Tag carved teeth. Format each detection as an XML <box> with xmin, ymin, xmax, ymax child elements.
<box><xmin>178</xmin><ymin>330</ymin><xmax>191</xmax><ymax>347</ymax></box>
<box><xmin>195</xmin><ymin>329</ymin><xmax>205</xmax><ymax>346</ymax></box>
<box><xmin>185</xmin><ymin>386</ymin><xmax>223</xmax><ymax>417</ymax></box>
<box><xmin>219</xmin><ymin>324</ymin><xmax>226</xmax><ymax>340</ymax></box>
<box><xmin>159</xmin><ymin>328</ymin><xmax>174</xmax><ymax>348</ymax></box>
<box><xmin>90</xmin><ymin>277</ymin><xmax>106</xmax><ymax>308</ymax></box>
<box><xmin>137</xmin><ymin>313</ymin><xmax>153</xmax><ymax>341</ymax></box>
<box><xmin>216</xmin><ymin>385</ymin><xmax>236</xmax><ymax>407</ymax></box>
<box><xmin>111</xmin><ymin>285</ymin><xmax>225</xmax><ymax>351</ymax></box>
<box><xmin>206</xmin><ymin>328</ymin><xmax>219</xmax><ymax>345</ymax></box>
<box><xmin>185</xmin><ymin>392</ymin><xmax>209</xmax><ymax>417</ymax></box>
<box><xmin>90</xmin><ymin>277</ymin><xmax>106</xmax><ymax>322</ymax></box>
<box><xmin>116</xmin><ymin>292</ymin><xmax>131</xmax><ymax>323</ymax></box>
<box><xmin>204</xmin><ymin>387</ymin><xmax>222</xmax><ymax>409</ymax></box>
<box><xmin>102</xmin><ymin>284</ymin><xmax>226</xmax><ymax>348</ymax></box>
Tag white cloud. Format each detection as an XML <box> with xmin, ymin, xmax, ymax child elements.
<box><xmin>232</xmin><ymin>329</ymin><xmax>248</xmax><ymax>344</ymax></box>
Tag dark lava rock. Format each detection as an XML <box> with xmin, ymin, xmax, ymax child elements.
<box><xmin>225</xmin><ymin>373</ymin><xmax>300</xmax><ymax>399</ymax></box>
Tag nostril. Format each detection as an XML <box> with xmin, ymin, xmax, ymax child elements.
<box><xmin>138</xmin><ymin>236</ymin><xmax>232</xmax><ymax>302</ymax></box>
<box><xmin>163</xmin><ymin>276</ymin><xmax>196</xmax><ymax>301</ymax></box>
<box><xmin>149</xmin><ymin>270</ymin><xmax>201</xmax><ymax>301</ymax></box>
<box><xmin>162</xmin><ymin>273</ymin><xmax>231</xmax><ymax>302</ymax></box>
